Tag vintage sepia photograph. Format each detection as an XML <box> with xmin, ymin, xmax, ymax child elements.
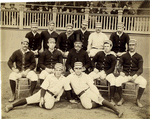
<box><xmin>1</xmin><ymin>1</ymin><xmax>150</xmax><ymax>119</ymax></box>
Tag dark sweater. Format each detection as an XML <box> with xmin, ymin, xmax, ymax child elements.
<box><xmin>66</xmin><ymin>48</ymin><xmax>91</xmax><ymax>71</ymax></box>
<box><xmin>110</xmin><ymin>32</ymin><xmax>130</xmax><ymax>53</ymax></box>
<box><xmin>7</xmin><ymin>49</ymin><xmax>36</xmax><ymax>71</ymax></box>
<box><xmin>92</xmin><ymin>51</ymin><xmax>117</xmax><ymax>75</ymax></box>
<box><xmin>119</xmin><ymin>52</ymin><xmax>143</xmax><ymax>76</ymax></box>
<box><xmin>25</xmin><ymin>31</ymin><xmax>41</xmax><ymax>51</ymax></box>
<box><xmin>73</xmin><ymin>29</ymin><xmax>90</xmax><ymax>51</ymax></box>
<box><xmin>56</xmin><ymin>32</ymin><xmax>75</xmax><ymax>52</ymax></box>
<box><xmin>38</xmin><ymin>49</ymin><xmax>63</xmax><ymax>69</ymax></box>
<box><xmin>40</xmin><ymin>30</ymin><xmax>59</xmax><ymax>50</ymax></box>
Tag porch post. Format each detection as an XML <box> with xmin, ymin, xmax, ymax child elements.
<box><xmin>19</xmin><ymin>4</ymin><xmax>24</xmax><ymax>29</ymax></box>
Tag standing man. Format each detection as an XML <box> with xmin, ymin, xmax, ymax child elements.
<box><xmin>115</xmin><ymin>39</ymin><xmax>147</xmax><ymax>107</ymax></box>
<box><xmin>25</xmin><ymin>22</ymin><xmax>41</xmax><ymax>57</ymax></box>
<box><xmin>56</xmin><ymin>23</ymin><xmax>75</xmax><ymax>58</ymax></box>
<box><xmin>89</xmin><ymin>40</ymin><xmax>117</xmax><ymax>105</ymax></box>
<box><xmin>73</xmin><ymin>19</ymin><xmax>90</xmax><ymax>51</ymax></box>
<box><xmin>38</xmin><ymin>38</ymin><xmax>63</xmax><ymax>84</ymax></box>
<box><xmin>110</xmin><ymin>22</ymin><xmax>130</xmax><ymax>57</ymax></box>
<box><xmin>7</xmin><ymin>38</ymin><xmax>38</xmax><ymax>102</ymax></box>
<box><xmin>65</xmin><ymin>38</ymin><xmax>92</xmax><ymax>75</ymax></box>
<box><xmin>87</xmin><ymin>22</ymin><xmax>109</xmax><ymax>57</ymax></box>
<box><xmin>64</xmin><ymin>62</ymin><xmax>123</xmax><ymax>118</ymax></box>
<box><xmin>5</xmin><ymin>63</ymin><xmax>66</xmax><ymax>112</ymax></box>
<box><xmin>40</xmin><ymin>21</ymin><xmax>59</xmax><ymax>51</ymax></box>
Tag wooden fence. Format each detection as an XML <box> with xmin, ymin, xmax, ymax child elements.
<box><xmin>1</xmin><ymin>5</ymin><xmax>150</xmax><ymax>34</ymax></box>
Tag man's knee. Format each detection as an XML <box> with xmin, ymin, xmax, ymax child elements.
<box><xmin>9</xmin><ymin>72</ymin><xmax>19</xmax><ymax>81</ymax></box>
<box><xmin>139</xmin><ymin>78</ymin><xmax>147</xmax><ymax>88</ymax></box>
<box><xmin>39</xmin><ymin>70</ymin><xmax>47</xmax><ymax>79</ymax></box>
<box><xmin>27</xmin><ymin>71</ymin><xmax>38</xmax><ymax>81</ymax></box>
<box><xmin>44</xmin><ymin>102</ymin><xmax>54</xmax><ymax>110</ymax></box>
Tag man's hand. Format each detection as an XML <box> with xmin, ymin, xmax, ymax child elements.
<box><xmin>64</xmin><ymin>51</ymin><xmax>69</xmax><ymax>57</ymax></box>
<box><xmin>131</xmin><ymin>74</ymin><xmax>138</xmax><ymax>82</ymax></box>
<box><xmin>69</xmin><ymin>69</ymin><xmax>74</xmax><ymax>74</ymax></box>
<box><xmin>116</xmin><ymin>52</ymin><xmax>122</xmax><ymax>57</ymax></box>
<box><xmin>12</xmin><ymin>67</ymin><xmax>19</xmax><ymax>73</ymax></box>
<box><xmin>100</xmin><ymin>73</ymin><xmax>106</xmax><ymax>80</ymax></box>
<box><xmin>22</xmin><ymin>69</ymin><xmax>30</xmax><ymax>77</ymax></box>
<box><xmin>93</xmin><ymin>68</ymin><xmax>99</xmax><ymax>74</ymax></box>
<box><xmin>39</xmin><ymin>97</ymin><xmax>45</xmax><ymax>108</ymax></box>
<box><xmin>34</xmin><ymin>50</ymin><xmax>38</xmax><ymax>55</ymax></box>
<box><xmin>45</xmin><ymin>68</ymin><xmax>54</xmax><ymax>73</ymax></box>
<box><xmin>86</xmin><ymin>49</ymin><xmax>90</xmax><ymax>54</ymax></box>
<box><xmin>120</xmin><ymin>72</ymin><xmax>125</xmax><ymax>77</ymax></box>
<box><xmin>55</xmin><ymin>97</ymin><xmax>60</xmax><ymax>102</ymax></box>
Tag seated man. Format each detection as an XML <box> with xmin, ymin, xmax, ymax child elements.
<box><xmin>89</xmin><ymin>40</ymin><xmax>117</xmax><ymax>105</ymax></box>
<box><xmin>56</xmin><ymin>23</ymin><xmax>75</xmax><ymax>58</ymax></box>
<box><xmin>38</xmin><ymin>38</ymin><xmax>63</xmax><ymax>84</ymax></box>
<box><xmin>115</xmin><ymin>39</ymin><xmax>147</xmax><ymax>107</ymax></box>
<box><xmin>5</xmin><ymin>63</ymin><xmax>65</xmax><ymax>112</ymax></box>
<box><xmin>64</xmin><ymin>62</ymin><xmax>123</xmax><ymax>118</ymax></box>
<box><xmin>7</xmin><ymin>38</ymin><xmax>38</xmax><ymax>102</ymax></box>
<box><xmin>65</xmin><ymin>38</ymin><xmax>92</xmax><ymax>75</ymax></box>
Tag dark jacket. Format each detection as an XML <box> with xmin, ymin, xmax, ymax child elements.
<box><xmin>40</xmin><ymin>30</ymin><xmax>59</xmax><ymax>50</ymax></box>
<box><xmin>56</xmin><ymin>32</ymin><xmax>75</xmax><ymax>52</ymax></box>
<box><xmin>119</xmin><ymin>52</ymin><xmax>143</xmax><ymax>76</ymax></box>
<box><xmin>73</xmin><ymin>29</ymin><xmax>90</xmax><ymax>51</ymax></box>
<box><xmin>92</xmin><ymin>51</ymin><xmax>117</xmax><ymax>75</ymax></box>
<box><xmin>110</xmin><ymin>32</ymin><xmax>130</xmax><ymax>53</ymax></box>
<box><xmin>38</xmin><ymin>49</ymin><xmax>63</xmax><ymax>69</ymax></box>
<box><xmin>8</xmin><ymin>49</ymin><xmax>36</xmax><ymax>71</ymax></box>
<box><xmin>66</xmin><ymin>48</ymin><xmax>92</xmax><ymax>71</ymax></box>
<box><xmin>25</xmin><ymin>31</ymin><xmax>41</xmax><ymax>51</ymax></box>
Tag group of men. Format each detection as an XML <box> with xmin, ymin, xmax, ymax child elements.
<box><xmin>5</xmin><ymin>19</ymin><xmax>147</xmax><ymax>118</ymax></box>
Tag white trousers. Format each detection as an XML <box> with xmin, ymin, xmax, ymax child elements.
<box><xmin>26</xmin><ymin>90</ymin><xmax>55</xmax><ymax>109</ymax></box>
<box><xmin>89</xmin><ymin>71</ymin><xmax>115</xmax><ymax>86</ymax></box>
<box><xmin>80</xmin><ymin>89</ymin><xmax>104</xmax><ymax>109</ymax></box>
<box><xmin>9</xmin><ymin>71</ymin><xmax>38</xmax><ymax>81</ymax></box>
<box><xmin>115</xmin><ymin>75</ymin><xmax>147</xmax><ymax>88</ymax></box>
<box><xmin>89</xmin><ymin>49</ymin><xmax>102</xmax><ymax>57</ymax></box>
<box><xmin>39</xmin><ymin>70</ymin><xmax>53</xmax><ymax>80</ymax></box>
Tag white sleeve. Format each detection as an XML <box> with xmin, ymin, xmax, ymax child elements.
<box><xmin>40</xmin><ymin>75</ymin><xmax>50</xmax><ymax>90</ymax></box>
<box><xmin>87</xmin><ymin>34</ymin><xmax>93</xmax><ymax>51</ymax></box>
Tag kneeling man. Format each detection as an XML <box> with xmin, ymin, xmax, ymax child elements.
<box><xmin>64</xmin><ymin>62</ymin><xmax>123</xmax><ymax>118</ymax></box>
<box><xmin>5</xmin><ymin>63</ymin><xmax>65</xmax><ymax>112</ymax></box>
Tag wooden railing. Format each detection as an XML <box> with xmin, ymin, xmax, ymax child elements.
<box><xmin>122</xmin><ymin>15</ymin><xmax>150</xmax><ymax>34</ymax></box>
<box><xmin>88</xmin><ymin>13</ymin><xmax>118</xmax><ymax>31</ymax></box>
<box><xmin>1</xmin><ymin>5</ymin><xmax>150</xmax><ymax>34</ymax></box>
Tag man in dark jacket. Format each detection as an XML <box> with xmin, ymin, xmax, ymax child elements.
<box><xmin>73</xmin><ymin>20</ymin><xmax>90</xmax><ymax>51</ymax></box>
<box><xmin>65</xmin><ymin>37</ymin><xmax>92</xmax><ymax>75</ymax></box>
<box><xmin>38</xmin><ymin>38</ymin><xmax>63</xmax><ymax>84</ymax></box>
<box><xmin>25</xmin><ymin>22</ymin><xmax>41</xmax><ymax>57</ymax></box>
<box><xmin>7</xmin><ymin>38</ymin><xmax>38</xmax><ymax>102</ymax></box>
<box><xmin>115</xmin><ymin>39</ymin><xmax>147</xmax><ymax>107</ymax></box>
<box><xmin>56</xmin><ymin>23</ymin><xmax>75</xmax><ymax>58</ymax></box>
<box><xmin>40</xmin><ymin>21</ymin><xmax>59</xmax><ymax>50</ymax></box>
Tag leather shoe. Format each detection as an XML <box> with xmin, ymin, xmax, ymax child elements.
<box><xmin>117</xmin><ymin>98</ymin><xmax>124</xmax><ymax>106</ymax></box>
<box><xmin>5</xmin><ymin>104</ymin><xmax>13</xmax><ymax>113</ymax></box>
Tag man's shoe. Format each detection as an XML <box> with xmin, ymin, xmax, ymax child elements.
<box><xmin>117</xmin><ymin>111</ymin><xmax>124</xmax><ymax>118</ymax></box>
<box><xmin>69</xmin><ymin>99</ymin><xmax>78</xmax><ymax>104</ymax></box>
<box><xmin>136</xmin><ymin>99</ymin><xmax>143</xmax><ymax>108</ymax></box>
<box><xmin>110</xmin><ymin>99</ymin><xmax>116</xmax><ymax>106</ymax></box>
<box><xmin>117</xmin><ymin>98</ymin><xmax>124</xmax><ymax>106</ymax></box>
<box><xmin>5</xmin><ymin>104</ymin><xmax>13</xmax><ymax>113</ymax></box>
<box><xmin>8</xmin><ymin>95</ymin><xmax>16</xmax><ymax>102</ymax></box>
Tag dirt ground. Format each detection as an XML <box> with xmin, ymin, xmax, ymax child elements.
<box><xmin>1</xmin><ymin>62</ymin><xmax>150</xmax><ymax>119</ymax></box>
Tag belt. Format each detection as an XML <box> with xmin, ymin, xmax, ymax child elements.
<box><xmin>78</xmin><ymin>87</ymin><xmax>90</xmax><ymax>97</ymax></box>
<box><xmin>47</xmin><ymin>90</ymin><xmax>54</xmax><ymax>96</ymax></box>
<box><xmin>92</xmin><ymin>47</ymin><xmax>99</xmax><ymax>49</ymax></box>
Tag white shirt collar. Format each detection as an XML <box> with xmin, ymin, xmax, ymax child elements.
<box><xmin>117</xmin><ymin>32</ymin><xmax>123</xmax><ymax>37</ymax></box>
<box><xmin>32</xmin><ymin>31</ymin><xmax>37</xmax><ymax>36</ymax></box>
<box><xmin>81</xmin><ymin>29</ymin><xmax>86</xmax><ymax>34</ymax></box>
<box><xmin>129</xmin><ymin>51</ymin><xmax>136</xmax><ymax>57</ymax></box>
<box><xmin>20</xmin><ymin>49</ymin><xmax>30</xmax><ymax>54</ymax></box>
<box><xmin>48</xmin><ymin>29</ymin><xmax>53</xmax><ymax>34</ymax></box>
